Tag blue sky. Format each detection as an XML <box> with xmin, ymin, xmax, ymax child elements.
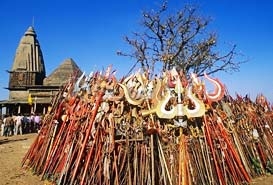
<box><xmin>0</xmin><ymin>0</ymin><xmax>272</xmax><ymax>102</ymax></box>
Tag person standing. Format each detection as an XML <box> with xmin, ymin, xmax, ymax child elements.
<box><xmin>4</xmin><ymin>115</ymin><xmax>14</xmax><ymax>136</ymax></box>
<box><xmin>22</xmin><ymin>114</ymin><xmax>30</xmax><ymax>134</ymax></box>
<box><xmin>34</xmin><ymin>113</ymin><xmax>41</xmax><ymax>132</ymax></box>
<box><xmin>30</xmin><ymin>113</ymin><xmax>35</xmax><ymax>133</ymax></box>
<box><xmin>15</xmin><ymin>113</ymin><xmax>23</xmax><ymax>135</ymax></box>
<box><xmin>1</xmin><ymin>116</ymin><xmax>5</xmax><ymax>136</ymax></box>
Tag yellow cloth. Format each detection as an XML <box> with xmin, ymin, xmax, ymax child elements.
<box><xmin>28</xmin><ymin>94</ymin><xmax>33</xmax><ymax>105</ymax></box>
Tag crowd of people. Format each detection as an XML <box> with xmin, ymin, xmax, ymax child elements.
<box><xmin>0</xmin><ymin>113</ymin><xmax>41</xmax><ymax>137</ymax></box>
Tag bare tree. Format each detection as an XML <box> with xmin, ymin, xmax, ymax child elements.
<box><xmin>117</xmin><ymin>1</ymin><xmax>247</xmax><ymax>78</ymax></box>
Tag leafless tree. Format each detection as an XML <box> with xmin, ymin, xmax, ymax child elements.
<box><xmin>117</xmin><ymin>1</ymin><xmax>247</xmax><ymax>78</ymax></box>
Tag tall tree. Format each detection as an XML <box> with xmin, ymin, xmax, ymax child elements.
<box><xmin>118</xmin><ymin>1</ymin><xmax>246</xmax><ymax>78</ymax></box>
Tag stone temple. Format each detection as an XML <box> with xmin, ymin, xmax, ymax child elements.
<box><xmin>0</xmin><ymin>26</ymin><xmax>82</xmax><ymax>115</ymax></box>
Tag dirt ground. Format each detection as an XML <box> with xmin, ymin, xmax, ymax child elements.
<box><xmin>0</xmin><ymin>134</ymin><xmax>44</xmax><ymax>185</ymax></box>
<box><xmin>0</xmin><ymin>134</ymin><xmax>273</xmax><ymax>185</ymax></box>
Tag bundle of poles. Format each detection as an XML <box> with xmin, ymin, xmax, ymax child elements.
<box><xmin>22</xmin><ymin>66</ymin><xmax>273</xmax><ymax>185</ymax></box>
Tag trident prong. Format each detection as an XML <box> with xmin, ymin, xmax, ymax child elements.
<box><xmin>156</xmin><ymin>90</ymin><xmax>176</xmax><ymax>119</ymax></box>
<box><xmin>184</xmin><ymin>86</ymin><xmax>206</xmax><ymax>118</ymax></box>
<box><xmin>73</xmin><ymin>72</ymin><xmax>85</xmax><ymax>93</ymax></box>
<box><xmin>118</xmin><ymin>83</ymin><xmax>144</xmax><ymax>106</ymax></box>
<box><xmin>204</xmin><ymin>72</ymin><xmax>225</xmax><ymax>102</ymax></box>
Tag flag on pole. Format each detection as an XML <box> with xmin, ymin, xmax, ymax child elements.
<box><xmin>28</xmin><ymin>93</ymin><xmax>33</xmax><ymax>105</ymax></box>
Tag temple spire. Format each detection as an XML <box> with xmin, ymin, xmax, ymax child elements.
<box><xmin>9</xmin><ymin>26</ymin><xmax>46</xmax><ymax>88</ymax></box>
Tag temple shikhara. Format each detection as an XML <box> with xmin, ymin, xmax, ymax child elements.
<box><xmin>2</xmin><ymin>26</ymin><xmax>273</xmax><ymax>185</ymax></box>
<box><xmin>0</xmin><ymin>26</ymin><xmax>82</xmax><ymax>115</ymax></box>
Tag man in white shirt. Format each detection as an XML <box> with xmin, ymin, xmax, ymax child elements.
<box><xmin>15</xmin><ymin>113</ymin><xmax>23</xmax><ymax>135</ymax></box>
